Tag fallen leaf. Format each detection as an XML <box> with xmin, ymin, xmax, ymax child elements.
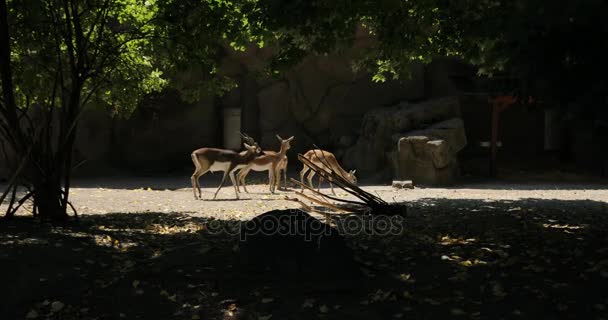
<box><xmin>50</xmin><ymin>301</ymin><xmax>64</xmax><ymax>313</ymax></box>
<box><xmin>459</xmin><ymin>260</ymin><xmax>473</xmax><ymax>267</ymax></box>
<box><xmin>398</xmin><ymin>273</ymin><xmax>411</xmax><ymax>281</ymax></box>
<box><xmin>301</xmin><ymin>298</ymin><xmax>315</xmax><ymax>308</ymax></box>
<box><xmin>319</xmin><ymin>305</ymin><xmax>329</xmax><ymax>313</ymax></box>
<box><xmin>423</xmin><ymin>298</ymin><xmax>440</xmax><ymax>305</ymax></box>
<box><xmin>492</xmin><ymin>283</ymin><xmax>507</xmax><ymax>297</ymax></box>
<box><xmin>25</xmin><ymin>310</ymin><xmax>38</xmax><ymax>319</ymax></box>
<box><xmin>451</xmin><ymin>308</ymin><xmax>466</xmax><ymax>315</ymax></box>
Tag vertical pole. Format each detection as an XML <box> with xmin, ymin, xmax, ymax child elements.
<box><xmin>490</xmin><ymin>102</ymin><xmax>499</xmax><ymax>177</ymax></box>
<box><xmin>488</xmin><ymin>95</ymin><xmax>518</xmax><ymax>178</ymax></box>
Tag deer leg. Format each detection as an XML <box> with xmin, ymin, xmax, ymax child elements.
<box><xmin>238</xmin><ymin>167</ymin><xmax>250</xmax><ymax>193</ymax></box>
<box><xmin>234</xmin><ymin>169</ymin><xmax>241</xmax><ymax>193</ymax></box>
<box><xmin>191</xmin><ymin>172</ymin><xmax>199</xmax><ymax>199</ymax></box>
<box><xmin>269</xmin><ymin>167</ymin><xmax>276</xmax><ymax>194</ymax></box>
<box><xmin>213</xmin><ymin>170</ymin><xmax>231</xmax><ymax>200</ymax></box>
<box><xmin>330</xmin><ymin>181</ymin><xmax>336</xmax><ymax>195</ymax></box>
<box><xmin>267</xmin><ymin>170</ymin><xmax>273</xmax><ymax>192</ymax></box>
<box><xmin>318</xmin><ymin>176</ymin><xmax>323</xmax><ymax>192</ymax></box>
<box><xmin>274</xmin><ymin>166</ymin><xmax>282</xmax><ymax>193</ymax></box>
<box><xmin>191</xmin><ymin>156</ymin><xmax>202</xmax><ymax>199</ymax></box>
<box><xmin>307</xmin><ymin>170</ymin><xmax>316</xmax><ymax>191</ymax></box>
<box><xmin>300</xmin><ymin>166</ymin><xmax>309</xmax><ymax>192</ymax></box>
<box><xmin>283</xmin><ymin>168</ymin><xmax>287</xmax><ymax>190</ymax></box>
<box><xmin>229</xmin><ymin>168</ymin><xmax>240</xmax><ymax>200</ymax></box>
<box><xmin>191</xmin><ymin>168</ymin><xmax>207</xmax><ymax>200</ymax></box>
<box><xmin>281</xmin><ymin>158</ymin><xmax>288</xmax><ymax>190</ymax></box>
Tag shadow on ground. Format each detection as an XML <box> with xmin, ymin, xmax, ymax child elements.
<box><xmin>1</xmin><ymin>197</ymin><xmax>608</xmax><ymax>319</ymax></box>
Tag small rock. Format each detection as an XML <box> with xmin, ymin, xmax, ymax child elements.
<box><xmin>392</xmin><ymin>180</ymin><xmax>414</xmax><ymax>189</ymax></box>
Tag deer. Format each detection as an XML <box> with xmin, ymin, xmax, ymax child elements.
<box><xmin>190</xmin><ymin>142</ymin><xmax>261</xmax><ymax>200</ymax></box>
<box><xmin>237</xmin><ymin>151</ymin><xmax>289</xmax><ymax>193</ymax></box>
<box><xmin>236</xmin><ymin>134</ymin><xmax>294</xmax><ymax>194</ymax></box>
<box><xmin>299</xmin><ymin>149</ymin><xmax>357</xmax><ymax>195</ymax></box>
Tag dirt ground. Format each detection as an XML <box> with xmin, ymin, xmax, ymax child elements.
<box><xmin>2</xmin><ymin>175</ymin><xmax>608</xmax><ymax>320</ymax></box>
<box><xmin>5</xmin><ymin>173</ymin><xmax>603</xmax><ymax>220</ymax></box>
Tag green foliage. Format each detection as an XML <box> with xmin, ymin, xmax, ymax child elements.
<box><xmin>151</xmin><ymin>0</ymin><xmax>265</xmax><ymax>102</ymax></box>
<box><xmin>222</xmin><ymin>0</ymin><xmax>608</xmax><ymax>101</ymax></box>
<box><xmin>6</xmin><ymin>0</ymin><xmax>607</xmax><ymax>116</ymax></box>
<box><xmin>6</xmin><ymin>0</ymin><xmax>169</xmax><ymax>116</ymax></box>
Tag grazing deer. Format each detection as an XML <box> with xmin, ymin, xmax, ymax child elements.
<box><xmin>237</xmin><ymin>135</ymin><xmax>294</xmax><ymax>194</ymax></box>
<box><xmin>190</xmin><ymin>143</ymin><xmax>261</xmax><ymax>200</ymax></box>
<box><xmin>300</xmin><ymin>149</ymin><xmax>357</xmax><ymax>195</ymax></box>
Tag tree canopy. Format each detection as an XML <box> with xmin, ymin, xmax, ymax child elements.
<box><xmin>1</xmin><ymin>0</ymin><xmax>606</xmax><ymax>219</ymax></box>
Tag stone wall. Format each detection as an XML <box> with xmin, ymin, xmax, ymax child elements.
<box><xmin>218</xmin><ymin>47</ymin><xmax>426</xmax><ymax>157</ymax></box>
<box><xmin>72</xmin><ymin>91</ymin><xmax>218</xmax><ymax>175</ymax></box>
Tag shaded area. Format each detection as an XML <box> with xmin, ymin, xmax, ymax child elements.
<box><xmin>1</xmin><ymin>197</ymin><xmax>608</xmax><ymax>319</ymax></box>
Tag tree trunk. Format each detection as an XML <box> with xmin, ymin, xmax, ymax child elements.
<box><xmin>33</xmin><ymin>178</ymin><xmax>67</xmax><ymax>221</ymax></box>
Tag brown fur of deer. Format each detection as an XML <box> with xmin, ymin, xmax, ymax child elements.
<box><xmin>237</xmin><ymin>135</ymin><xmax>293</xmax><ymax>194</ymax></box>
<box><xmin>190</xmin><ymin>143</ymin><xmax>261</xmax><ymax>200</ymax></box>
<box><xmin>299</xmin><ymin>149</ymin><xmax>357</xmax><ymax>195</ymax></box>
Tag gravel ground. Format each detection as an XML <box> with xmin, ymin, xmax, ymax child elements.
<box><xmin>4</xmin><ymin>173</ymin><xmax>606</xmax><ymax>220</ymax></box>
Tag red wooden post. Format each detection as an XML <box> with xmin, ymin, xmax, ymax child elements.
<box><xmin>488</xmin><ymin>95</ymin><xmax>518</xmax><ymax>177</ymax></box>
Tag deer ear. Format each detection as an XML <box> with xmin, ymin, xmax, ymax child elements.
<box><xmin>276</xmin><ymin>134</ymin><xmax>283</xmax><ymax>141</ymax></box>
<box><xmin>243</xmin><ymin>143</ymin><xmax>252</xmax><ymax>149</ymax></box>
<box><xmin>351</xmin><ymin>169</ymin><xmax>356</xmax><ymax>175</ymax></box>
<box><xmin>287</xmin><ymin>136</ymin><xmax>294</xmax><ymax>142</ymax></box>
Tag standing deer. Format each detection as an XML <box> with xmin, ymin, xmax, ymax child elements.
<box><xmin>237</xmin><ymin>135</ymin><xmax>294</xmax><ymax>193</ymax></box>
<box><xmin>300</xmin><ymin>149</ymin><xmax>357</xmax><ymax>195</ymax></box>
<box><xmin>190</xmin><ymin>142</ymin><xmax>261</xmax><ymax>200</ymax></box>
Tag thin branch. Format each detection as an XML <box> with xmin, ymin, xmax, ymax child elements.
<box><xmin>290</xmin><ymin>177</ymin><xmax>367</xmax><ymax>206</ymax></box>
<box><xmin>7</xmin><ymin>190</ymin><xmax>34</xmax><ymax>217</ymax></box>
<box><xmin>294</xmin><ymin>191</ymin><xmax>355</xmax><ymax>213</ymax></box>
<box><xmin>0</xmin><ymin>145</ymin><xmax>32</xmax><ymax>211</ymax></box>
<box><xmin>4</xmin><ymin>184</ymin><xmax>18</xmax><ymax>218</ymax></box>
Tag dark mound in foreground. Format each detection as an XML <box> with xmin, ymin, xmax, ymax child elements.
<box><xmin>239</xmin><ymin>209</ymin><xmax>361</xmax><ymax>281</ymax></box>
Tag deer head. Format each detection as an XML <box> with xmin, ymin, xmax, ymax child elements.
<box><xmin>346</xmin><ymin>169</ymin><xmax>357</xmax><ymax>184</ymax></box>
<box><xmin>240</xmin><ymin>132</ymin><xmax>262</xmax><ymax>153</ymax></box>
<box><xmin>276</xmin><ymin>134</ymin><xmax>294</xmax><ymax>152</ymax></box>
<box><xmin>243</xmin><ymin>142</ymin><xmax>262</xmax><ymax>155</ymax></box>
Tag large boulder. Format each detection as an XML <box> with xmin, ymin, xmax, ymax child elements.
<box><xmin>343</xmin><ymin>96</ymin><xmax>463</xmax><ymax>182</ymax></box>
<box><xmin>392</xmin><ymin>118</ymin><xmax>467</xmax><ymax>185</ymax></box>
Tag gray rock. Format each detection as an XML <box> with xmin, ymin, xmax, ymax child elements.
<box><xmin>392</xmin><ymin>180</ymin><xmax>414</xmax><ymax>189</ymax></box>
<box><xmin>344</xmin><ymin>96</ymin><xmax>465</xmax><ymax>184</ymax></box>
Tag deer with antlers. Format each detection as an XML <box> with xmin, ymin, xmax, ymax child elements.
<box><xmin>299</xmin><ymin>149</ymin><xmax>357</xmax><ymax>195</ymax></box>
<box><xmin>237</xmin><ymin>134</ymin><xmax>294</xmax><ymax>193</ymax></box>
<box><xmin>190</xmin><ymin>141</ymin><xmax>261</xmax><ymax>200</ymax></box>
